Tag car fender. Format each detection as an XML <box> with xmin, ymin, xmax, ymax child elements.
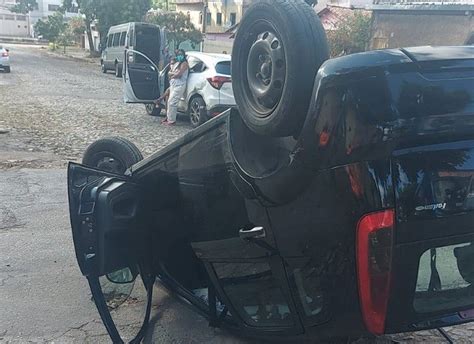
<box><xmin>185</xmin><ymin>89</ymin><xmax>206</xmax><ymax>112</ymax></box>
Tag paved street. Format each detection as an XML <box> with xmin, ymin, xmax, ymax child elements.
<box><xmin>0</xmin><ymin>44</ymin><xmax>473</xmax><ymax>343</ymax></box>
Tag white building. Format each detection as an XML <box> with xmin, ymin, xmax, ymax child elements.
<box><xmin>0</xmin><ymin>0</ymin><xmax>79</xmax><ymax>37</ymax></box>
<box><xmin>29</xmin><ymin>0</ymin><xmax>79</xmax><ymax>26</ymax></box>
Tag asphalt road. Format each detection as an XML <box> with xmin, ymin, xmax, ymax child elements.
<box><xmin>0</xmin><ymin>44</ymin><xmax>472</xmax><ymax>343</ymax></box>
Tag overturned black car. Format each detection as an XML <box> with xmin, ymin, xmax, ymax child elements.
<box><xmin>68</xmin><ymin>0</ymin><xmax>474</xmax><ymax>342</ymax></box>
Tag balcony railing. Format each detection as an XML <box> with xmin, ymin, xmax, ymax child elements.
<box><xmin>173</xmin><ymin>0</ymin><xmax>205</xmax><ymax>4</ymax></box>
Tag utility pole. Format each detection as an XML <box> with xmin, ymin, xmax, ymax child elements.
<box><xmin>201</xmin><ymin>0</ymin><xmax>208</xmax><ymax>52</ymax></box>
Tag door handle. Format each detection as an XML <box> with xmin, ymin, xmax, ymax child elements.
<box><xmin>239</xmin><ymin>226</ymin><xmax>266</xmax><ymax>240</ymax></box>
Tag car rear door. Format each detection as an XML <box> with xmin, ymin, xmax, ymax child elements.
<box><xmin>68</xmin><ymin>163</ymin><xmax>154</xmax><ymax>343</ymax></box>
<box><xmin>385</xmin><ymin>141</ymin><xmax>474</xmax><ymax>333</ymax></box>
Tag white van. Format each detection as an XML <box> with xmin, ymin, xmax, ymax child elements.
<box><xmin>101</xmin><ymin>22</ymin><xmax>163</xmax><ymax>78</ymax></box>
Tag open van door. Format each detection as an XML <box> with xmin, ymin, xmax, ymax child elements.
<box><xmin>123</xmin><ymin>49</ymin><xmax>162</xmax><ymax>103</ymax></box>
<box><xmin>68</xmin><ymin>162</ymin><xmax>155</xmax><ymax>343</ymax></box>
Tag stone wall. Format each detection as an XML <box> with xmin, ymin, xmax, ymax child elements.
<box><xmin>371</xmin><ymin>11</ymin><xmax>474</xmax><ymax>49</ymax></box>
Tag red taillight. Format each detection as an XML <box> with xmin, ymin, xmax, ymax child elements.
<box><xmin>356</xmin><ymin>209</ymin><xmax>395</xmax><ymax>335</ymax></box>
<box><xmin>207</xmin><ymin>76</ymin><xmax>231</xmax><ymax>90</ymax></box>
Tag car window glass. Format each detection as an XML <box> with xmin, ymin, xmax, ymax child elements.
<box><xmin>215</xmin><ymin>61</ymin><xmax>231</xmax><ymax>76</ymax></box>
<box><xmin>119</xmin><ymin>32</ymin><xmax>126</xmax><ymax>46</ymax></box>
<box><xmin>113</xmin><ymin>33</ymin><xmax>120</xmax><ymax>47</ymax></box>
<box><xmin>107</xmin><ymin>35</ymin><xmax>113</xmax><ymax>48</ymax></box>
<box><xmin>188</xmin><ymin>57</ymin><xmax>205</xmax><ymax>73</ymax></box>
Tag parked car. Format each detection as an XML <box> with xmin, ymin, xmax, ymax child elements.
<box><xmin>101</xmin><ymin>22</ymin><xmax>164</xmax><ymax>78</ymax></box>
<box><xmin>68</xmin><ymin>0</ymin><xmax>474</xmax><ymax>342</ymax></box>
<box><xmin>0</xmin><ymin>46</ymin><xmax>10</xmax><ymax>73</ymax></box>
<box><xmin>144</xmin><ymin>52</ymin><xmax>236</xmax><ymax>128</ymax></box>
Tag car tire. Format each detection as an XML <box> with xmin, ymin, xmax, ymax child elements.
<box><xmin>115</xmin><ymin>63</ymin><xmax>122</xmax><ymax>78</ymax></box>
<box><xmin>145</xmin><ymin>103</ymin><xmax>163</xmax><ymax>116</ymax></box>
<box><xmin>188</xmin><ymin>96</ymin><xmax>207</xmax><ymax>128</ymax></box>
<box><xmin>101</xmin><ymin>61</ymin><xmax>107</xmax><ymax>73</ymax></box>
<box><xmin>232</xmin><ymin>0</ymin><xmax>329</xmax><ymax>137</ymax></box>
<box><xmin>4</xmin><ymin>66</ymin><xmax>10</xmax><ymax>73</ymax></box>
<box><xmin>82</xmin><ymin>137</ymin><xmax>143</xmax><ymax>174</ymax></box>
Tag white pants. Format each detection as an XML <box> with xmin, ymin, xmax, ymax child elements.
<box><xmin>167</xmin><ymin>84</ymin><xmax>186</xmax><ymax>123</ymax></box>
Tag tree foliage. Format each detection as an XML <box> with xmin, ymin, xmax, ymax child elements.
<box><xmin>68</xmin><ymin>16</ymin><xmax>86</xmax><ymax>37</ymax></box>
<box><xmin>34</xmin><ymin>12</ymin><xmax>68</xmax><ymax>43</ymax></box>
<box><xmin>151</xmin><ymin>0</ymin><xmax>175</xmax><ymax>11</ymax></box>
<box><xmin>10</xmin><ymin>0</ymin><xmax>38</xmax><ymax>14</ymax></box>
<box><xmin>62</xmin><ymin>0</ymin><xmax>152</xmax><ymax>53</ymax></box>
<box><xmin>146</xmin><ymin>12</ymin><xmax>202</xmax><ymax>48</ymax></box>
<box><xmin>327</xmin><ymin>12</ymin><xmax>372</xmax><ymax>58</ymax></box>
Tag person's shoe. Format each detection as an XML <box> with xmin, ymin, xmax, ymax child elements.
<box><xmin>164</xmin><ymin>121</ymin><xmax>176</xmax><ymax>126</ymax></box>
<box><xmin>161</xmin><ymin>119</ymin><xmax>168</xmax><ymax>124</ymax></box>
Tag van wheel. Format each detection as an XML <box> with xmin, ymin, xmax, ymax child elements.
<box><xmin>82</xmin><ymin>137</ymin><xmax>143</xmax><ymax>174</ymax></box>
<box><xmin>115</xmin><ymin>63</ymin><xmax>122</xmax><ymax>78</ymax></box>
<box><xmin>188</xmin><ymin>96</ymin><xmax>207</xmax><ymax>128</ymax></box>
<box><xmin>101</xmin><ymin>61</ymin><xmax>107</xmax><ymax>73</ymax></box>
<box><xmin>232</xmin><ymin>0</ymin><xmax>329</xmax><ymax>137</ymax></box>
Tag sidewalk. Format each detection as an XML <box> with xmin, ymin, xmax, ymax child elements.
<box><xmin>45</xmin><ymin>46</ymin><xmax>100</xmax><ymax>64</ymax></box>
<box><xmin>0</xmin><ymin>35</ymin><xmax>48</xmax><ymax>45</ymax></box>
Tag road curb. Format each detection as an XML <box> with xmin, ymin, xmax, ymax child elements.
<box><xmin>44</xmin><ymin>50</ymin><xmax>100</xmax><ymax>65</ymax></box>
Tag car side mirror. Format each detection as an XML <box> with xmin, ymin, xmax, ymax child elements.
<box><xmin>106</xmin><ymin>267</ymin><xmax>138</xmax><ymax>284</ymax></box>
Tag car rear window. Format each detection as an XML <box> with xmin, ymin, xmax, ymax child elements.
<box><xmin>414</xmin><ymin>241</ymin><xmax>474</xmax><ymax>313</ymax></box>
<box><xmin>215</xmin><ymin>61</ymin><xmax>231</xmax><ymax>75</ymax></box>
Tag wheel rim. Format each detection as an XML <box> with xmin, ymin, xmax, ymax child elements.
<box><xmin>245</xmin><ymin>21</ymin><xmax>286</xmax><ymax>118</ymax></box>
<box><xmin>146</xmin><ymin>103</ymin><xmax>155</xmax><ymax>114</ymax></box>
<box><xmin>190</xmin><ymin>100</ymin><xmax>201</xmax><ymax>126</ymax></box>
<box><xmin>94</xmin><ymin>154</ymin><xmax>126</xmax><ymax>174</ymax></box>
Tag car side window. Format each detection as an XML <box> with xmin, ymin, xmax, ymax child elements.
<box><xmin>107</xmin><ymin>34</ymin><xmax>113</xmax><ymax>48</ymax></box>
<box><xmin>188</xmin><ymin>57</ymin><xmax>205</xmax><ymax>73</ymax></box>
<box><xmin>119</xmin><ymin>32</ymin><xmax>126</xmax><ymax>46</ymax></box>
<box><xmin>112</xmin><ymin>33</ymin><xmax>120</xmax><ymax>47</ymax></box>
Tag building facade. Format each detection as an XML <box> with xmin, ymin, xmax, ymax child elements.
<box><xmin>173</xmin><ymin>0</ymin><xmax>252</xmax><ymax>53</ymax></box>
<box><xmin>0</xmin><ymin>0</ymin><xmax>79</xmax><ymax>37</ymax></box>
<box><xmin>370</xmin><ymin>3</ymin><xmax>474</xmax><ymax>49</ymax></box>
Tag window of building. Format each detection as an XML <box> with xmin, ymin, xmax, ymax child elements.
<box><xmin>216</xmin><ymin>12</ymin><xmax>222</xmax><ymax>26</ymax></box>
<box><xmin>206</xmin><ymin>12</ymin><xmax>211</xmax><ymax>26</ymax></box>
<box><xmin>16</xmin><ymin>15</ymin><xmax>27</xmax><ymax>21</ymax></box>
<box><xmin>230</xmin><ymin>12</ymin><xmax>237</xmax><ymax>26</ymax></box>
<box><xmin>48</xmin><ymin>4</ymin><xmax>60</xmax><ymax>11</ymax></box>
<box><xmin>112</xmin><ymin>33</ymin><xmax>120</xmax><ymax>47</ymax></box>
<box><xmin>119</xmin><ymin>31</ymin><xmax>127</xmax><ymax>46</ymax></box>
<box><xmin>4</xmin><ymin>14</ymin><xmax>15</xmax><ymax>20</ymax></box>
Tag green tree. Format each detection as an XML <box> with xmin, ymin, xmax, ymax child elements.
<box><xmin>34</xmin><ymin>12</ymin><xmax>68</xmax><ymax>44</ymax></box>
<box><xmin>146</xmin><ymin>12</ymin><xmax>202</xmax><ymax>49</ymax></box>
<box><xmin>151</xmin><ymin>0</ymin><xmax>175</xmax><ymax>11</ymax></box>
<box><xmin>327</xmin><ymin>12</ymin><xmax>372</xmax><ymax>58</ymax></box>
<box><xmin>10</xmin><ymin>0</ymin><xmax>38</xmax><ymax>14</ymax></box>
<box><xmin>63</xmin><ymin>0</ymin><xmax>152</xmax><ymax>55</ymax></box>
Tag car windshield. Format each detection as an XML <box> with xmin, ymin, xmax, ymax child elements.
<box><xmin>215</xmin><ymin>61</ymin><xmax>231</xmax><ymax>75</ymax></box>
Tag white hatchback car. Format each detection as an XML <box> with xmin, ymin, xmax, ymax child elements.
<box><xmin>145</xmin><ymin>52</ymin><xmax>236</xmax><ymax>127</ymax></box>
<box><xmin>0</xmin><ymin>46</ymin><xmax>11</xmax><ymax>73</ymax></box>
